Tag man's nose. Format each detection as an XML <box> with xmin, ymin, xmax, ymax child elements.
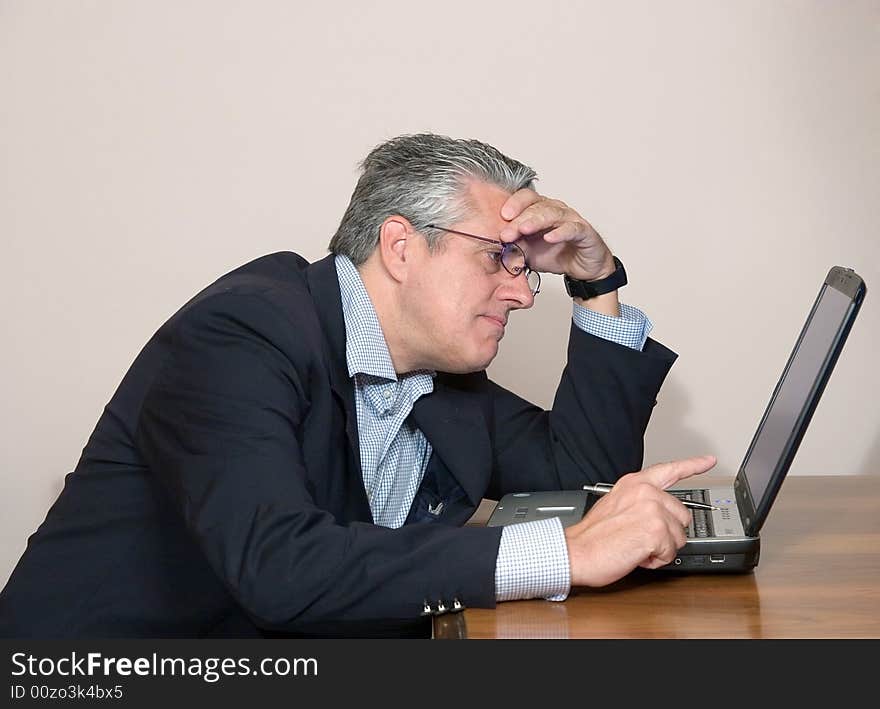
<box><xmin>498</xmin><ymin>270</ymin><xmax>535</xmax><ymax>310</ymax></box>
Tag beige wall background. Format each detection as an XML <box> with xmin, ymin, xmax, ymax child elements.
<box><xmin>1</xmin><ymin>0</ymin><xmax>878</xmax><ymax>586</ymax></box>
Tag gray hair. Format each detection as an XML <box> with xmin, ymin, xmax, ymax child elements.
<box><xmin>328</xmin><ymin>133</ymin><xmax>537</xmax><ymax>265</ymax></box>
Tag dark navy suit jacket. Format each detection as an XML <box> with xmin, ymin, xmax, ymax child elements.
<box><xmin>0</xmin><ymin>252</ymin><xmax>676</xmax><ymax>637</ymax></box>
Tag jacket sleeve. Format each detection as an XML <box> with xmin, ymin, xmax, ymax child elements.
<box><xmin>136</xmin><ymin>291</ymin><xmax>503</xmax><ymax>630</ymax></box>
<box><xmin>484</xmin><ymin>322</ymin><xmax>677</xmax><ymax>499</ymax></box>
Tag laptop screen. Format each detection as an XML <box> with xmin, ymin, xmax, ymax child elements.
<box><xmin>741</xmin><ymin>284</ymin><xmax>855</xmax><ymax>507</ymax></box>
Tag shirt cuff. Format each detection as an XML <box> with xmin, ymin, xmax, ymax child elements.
<box><xmin>572</xmin><ymin>301</ymin><xmax>653</xmax><ymax>351</ymax></box>
<box><xmin>494</xmin><ymin>517</ymin><xmax>571</xmax><ymax>602</ymax></box>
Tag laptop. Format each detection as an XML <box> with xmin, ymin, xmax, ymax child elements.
<box><xmin>488</xmin><ymin>265</ymin><xmax>867</xmax><ymax>572</ymax></box>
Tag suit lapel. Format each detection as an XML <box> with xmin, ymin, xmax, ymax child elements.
<box><xmin>305</xmin><ymin>254</ymin><xmax>363</xmax><ymax>479</ymax></box>
<box><xmin>410</xmin><ymin>375</ymin><xmax>492</xmax><ymax>508</ymax></box>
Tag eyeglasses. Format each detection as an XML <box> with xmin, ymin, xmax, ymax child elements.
<box><xmin>425</xmin><ymin>224</ymin><xmax>541</xmax><ymax>296</ymax></box>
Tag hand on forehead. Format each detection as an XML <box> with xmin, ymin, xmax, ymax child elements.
<box><xmin>498</xmin><ymin>188</ymin><xmax>568</xmax><ymax>244</ymax></box>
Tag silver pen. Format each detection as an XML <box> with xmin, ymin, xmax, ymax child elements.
<box><xmin>582</xmin><ymin>482</ymin><xmax>720</xmax><ymax>511</ymax></box>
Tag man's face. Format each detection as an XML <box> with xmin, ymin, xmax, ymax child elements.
<box><xmin>400</xmin><ymin>180</ymin><xmax>535</xmax><ymax>373</ymax></box>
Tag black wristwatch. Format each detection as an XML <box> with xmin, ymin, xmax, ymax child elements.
<box><xmin>563</xmin><ymin>256</ymin><xmax>627</xmax><ymax>300</ymax></box>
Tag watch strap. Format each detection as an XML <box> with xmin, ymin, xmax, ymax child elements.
<box><xmin>564</xmin><ymin>256</ymin><xmax>627</xmax><ymax>299</ymax></box>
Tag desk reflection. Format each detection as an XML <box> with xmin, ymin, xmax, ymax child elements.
<box><xmin>463</xmin><ymin>572</ymin><xmax>761</xmax><ymax>639</ymax></box>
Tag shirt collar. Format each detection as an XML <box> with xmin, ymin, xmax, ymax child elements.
<box><xmin>333</xmin><ymin>254</ymin><xmax>400</xmax><ymax>381</ymax></box>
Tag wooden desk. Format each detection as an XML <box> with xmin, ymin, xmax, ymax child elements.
<box><xmin>438</xmin><ymin>475</ymin><xmax>880</xmax><ymax>639</ymax></box>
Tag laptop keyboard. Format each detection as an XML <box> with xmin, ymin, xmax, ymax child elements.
<box><xmin>670</xmin><ymin>489</ymin><xmax>715</xmax><ymax>538</ymax></box>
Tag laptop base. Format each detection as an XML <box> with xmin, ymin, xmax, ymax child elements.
<box><xmin>658</xmin><ymin>538</ymin><xmax>761</xmax><ymax>572</ymax></box>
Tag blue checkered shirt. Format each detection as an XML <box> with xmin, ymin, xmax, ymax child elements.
<box><xmin>334</xmin><ymin>255</ymin><xmax>652</xmax><ymax>602</ymax></box>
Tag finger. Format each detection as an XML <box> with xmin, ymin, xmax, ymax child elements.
<box><xmin>635</xmin><ymin>491</ymin><xmax>691</xmax><ymax>533</ymax></box>
<box><xmin>656</xmin><ymin>493</ymin><xmax>693</xmax><ymax>529</ymax></box>
<box><xmin>668</xmin><ymin>510</ymin><xmax>690</xmax><ymax>547</ymax></box>
<box><xmin>640</xmin><ymin>514</ymin><xmax>691</xmax><ymax>569</ymax></box>
<box><xmin>499</xmin><ymin>188</ymin><xmax>542</xmax><ymax>222</ymax></box>
<box><xmin>621</xmin><ymin>483</ymin><xmax>692</xmax><ymax>529</ymax></box>
<box><xmin>541</xmin><ymin>220</ymin><xmax>591</xmax><ymax>245</ymax></box>
<box><xmin>638</xmin><ymin>455</ymin><xmax>717</xmax><ymax>490</ymax></box>
<box><xmin>640</xmin><ymin>533</ymin><xmax>680</xmax><ymax>569</ymax></box>
<box><xmin>655</xmin><ymin>515</ymin><xmax>689</xmax><ymax>562</ymax></box>
<box><xmin>641</xmin><ymin>555</ymin><xmax>676</xmax><ymax>570</ymax></box>
<box><xmin>499</xmin><ymin>200</ymin><xmax>568</xmax><ymax>242</ymax></box>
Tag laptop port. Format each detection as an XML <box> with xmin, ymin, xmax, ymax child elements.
<box><xmin>709</xmin><ymin>554</ymin><xmax>725</xmax><ymax>563</ymax></box>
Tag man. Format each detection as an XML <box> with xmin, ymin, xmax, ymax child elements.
<box><xmin>0</xmin><ymin>134</ymin><xmax>714</xmax><ymax>637</ymax></box>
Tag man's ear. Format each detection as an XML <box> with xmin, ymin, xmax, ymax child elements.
<box><xmin>377</xmin><ymin>217</ymin><xmax>415</xmax><ymax>283</ymax></box>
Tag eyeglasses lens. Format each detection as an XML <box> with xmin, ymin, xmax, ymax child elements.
<box><xmin>526</xmin><ymin>270</ymin><xmax>541</xmax><ymax>295</ymax></box>
<box><xmin>502</xmin><ymin>245</ymin><xmax>540</xmax><ymax>295</ymax></box>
